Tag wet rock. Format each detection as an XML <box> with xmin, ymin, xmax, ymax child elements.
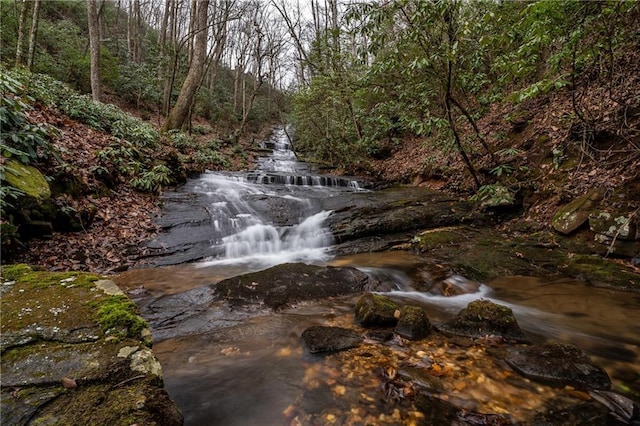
<box><xmin>505</xmin><ymin>342</ymin><xmax>612</xmax><ymax>390</ymax></box>
<box><xmin>438</xmin><ymin>300</ymin><xmax>526</xmax><ymax>342</ymax></box>
<box><xmin>354</xmin><ymin>293</ymin><xmax>399</xmax><ymax>327</ymax></box>
<box><xmin>301</xmin><ymin>326</ymin><xmax>362</xmax><ymax>354</ymax></box>
<box><xmin>397</xmin><ymin>365</ymin><xmax>443</xmax><ymax>393</ymax></box>
<box><xmin>414</xmin><ymin>392</ymin><xmax>513</xmax><ymax>425</ymax></box>
<box><xmin>428</xmin><ymin>275</ymin><xmax>481</xmax><ymax>296</ymax></box>
<box><xmin>394</xmin><ymin>305</ymin><xmax>431</xmax><ymax>340</ymax></box>
<box><xmin>531</xmin><ymin>399</ymin><xmax>610</xmax><ymax>425</ymax></box>
<box><xmin>551</xmin><ymin>188</ymin><xmax>604</xmax><ymax>235</ymax></box>
<box><xmin>212</xmin><ymin>263</ymin><xmax>369</xmax><ymax>310</ymax></box>
<box><xmin>325</xmin><ymin>187</ymin><xmax>478</xmax><ymax>245</ymax></box>
<box><xmin>565</xmin><ymin>255</ymin><xmax>640</xmax><ymax>293</ymax></box>
<box><xmin>589</xmin><ymin>389</ymin><xmax>640</xmax><ymax>424</ymax></box>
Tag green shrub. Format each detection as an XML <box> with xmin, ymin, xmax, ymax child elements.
<box><xmin>130</xmin><ymin>164</ymin><xmax>172</xmax><ymax>193</ymax></box>
<box><xmin>0</xmin><ymin>71</ymin><xmax>58</xmax><ymax>165</ymax></box>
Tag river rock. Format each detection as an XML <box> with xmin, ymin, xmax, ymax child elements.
<box><xmin>0</xmin><ymin>264</ymin><xmax>182</xmax><ymax>425</ymax></box>
<box><xmin>438</xmin><ymin>300</ymin><xmax>526</xmax><ymax>341</ymax></box>
<box><xmin>211</xmin><ymin>263</ymin><xmax>370</xmax><ymax>310</ymax></box>
<box><xmin>394</xmin><ymin>305</ymin><xmax>431</xmax><ymax>340</ymax></box>
<box><xmin>354</xmin><ymin>292</ymin><xmax>399</xmax><ymax>327</ymax></box>
<box><xmin>414</xmin><ymin>392</ymin><xmax>513</xmax><ymax>425</ymax></box>
<box><xmin>551</xmin><ymin>188</ymin><xmax>604</xmax><ymax>234</ymax></box>
<box><xmin>301</xmin><ymin>326</ymin><xmax>362</xmax><ymax>354</ymax></box>
<box><xmin>505</xmin><ymin>342</ymin><xmax>612</xmax><ymax>390</ymax></box>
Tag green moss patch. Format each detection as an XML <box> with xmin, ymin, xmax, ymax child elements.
<box><xmin>93</xmin><ymin>295</ymin><xmax>147</xmax><ymax>339</ymax></box>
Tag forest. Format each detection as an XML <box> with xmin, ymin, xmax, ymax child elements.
<box><xmin>1</xmin><ymin>1</ymin><xmax>640</xmax><ymax>424</ymax></box>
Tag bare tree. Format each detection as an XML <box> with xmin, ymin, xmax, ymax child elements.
<box><xmin>163</xmin><ymin>0</ymin><xmax>210</xmax><ymax>131</ymax></box>
<box><xmin>15</xmin><ymin>0</ymin><xmax>31</xmax><ymax>67</ymax></box>
<box><xmin>26</xmin><ymin>0</ymin><xmax>41</xmax><ymax>71</ymax></box>
<box><xmin>87</xmin><ymin>0</ymin><xmax>102</xmax><ymax>101</ymax></box>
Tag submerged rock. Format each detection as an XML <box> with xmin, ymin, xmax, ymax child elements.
<box><xmin>354</xmin><ymin>292</ymin><xmax>399</xmax><ymax>327</ymax></box>
<box><xmin>414</xmin><ymin>392</ymin><xmax>513</xmax><ymax>425</ymax></box>
<box><xmin>301</xmin><ymin>326</ymin><xmax>362</xmax><ymax>354</ymax></box>
<box><xmin>505</xmin><ymin>342</ymin><xmax>612</xmax><ymax>390</ymax></box>
<box><xmin>211</xmin><ymin>263</ymin><xmax>370</xmax><ymax>310</ymax></box>
<box><xmin>438</xmin><ymin>300</ymin><xmax>526</xmax><ymax>342</ymax></box>
<box><xmin>394</xmin><ymin>305</ymin><xmax>431</xmax><ymax>340</ymax></box>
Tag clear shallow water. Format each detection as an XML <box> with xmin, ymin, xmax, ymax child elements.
<box><xmin>117</xmin><ymin>252</ymin><xmax>640</xmax><ymax>425</ymax></box>
<box><xmin>117</xmin><ymin>129</ymin><xmax>639</xmax><ymax>424</ymax></box>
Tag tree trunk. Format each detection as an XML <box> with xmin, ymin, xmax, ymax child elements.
<box><xmin>26</xmin><ymin>0</ymin><xmax>41</xmax><ymax>71</ymax></box>
<box><xmin>87</xmin><ymin>0</ymin><xmax>102</xmax><ymax>101</ymax></box>
<box><xmin>15</xmin><ymin>0</ymin><xmax>31</xmax><ymax>67</ymax></box>
<box><xmin>163</xmin><ymin>0</ymin><xmax>209</xmax><ymax>131</ymax></box>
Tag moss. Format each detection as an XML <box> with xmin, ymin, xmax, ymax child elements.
<box><xmin>412</xmin><ymin>228</ymin><xmax>467</xmax><ymax>250</ymax></box>
<box><xmin>566</xmin><ymin>254</ymin><xmax>640</xmax><ymax>292</ymax></box>
<box><xmin>93</xmin><ymin>295</ymin><xmax>147</xmax><ymax>339</ymax></box>
<box><xmin>3</xmin><ymin>159</ymin><xmax>51</xmax><ymax>201</ymax></box>
<box><xmin>1</xmin><ymin>263</ymin><xmax>34</xmax><ymax>281</ymax></box>
<box><xmin>462</xmin><ymin>300</ymin><xmax>516</xmax><ymax>327</ymax></box>
<box><xmin>1</xmin><ymin>265</ymin><xmax>99</xmax><ymax>289</ymax></box>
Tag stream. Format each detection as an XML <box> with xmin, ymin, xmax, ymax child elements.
<box><xmin>116</xmin><ymin>128</ymin><xmax>640</xmax><ymax>425</ymax></box>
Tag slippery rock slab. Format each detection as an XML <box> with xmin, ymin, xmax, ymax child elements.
<box><xmin>505</xmin><ymin>342</ymin><xmax>612</xmax><ymax>390</ymax></box>
<box><xmin>211</xmin><ymin>263</ymin><xmax>370</xmax><ymax>310</ymax></box>
<box><xmin>438</xmin><ymin>300</ymin><xmax>526</xmax><ymax>342</ymax></box>
<box><xmin>301</xmin><ymin>326</ymin><xmax>362</xmax><ymax>354</ymax></box>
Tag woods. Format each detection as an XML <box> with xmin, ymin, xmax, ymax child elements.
<box><xmin>1</xmin><ymin>0</ymin><xmax>639</xmax><ymax>258</ymax></box>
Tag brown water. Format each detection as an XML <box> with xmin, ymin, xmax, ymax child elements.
<box><xmin>116</xmin><ymin>251</ymin><xmax>640</xmax><ymax>425</ymax></box>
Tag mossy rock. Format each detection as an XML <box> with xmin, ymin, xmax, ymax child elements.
<box><xmin>439</xmin><ymin>300</ymin><xmax>526</xmax><ymax>341</ymax></box>
<box><xmin>564</xmin><ymin>255</ymin><xmax>640</xmax><ymax>293</ymax></box>
<box><xmin>354</xmin><ymin>292</ymin><xmax>399</xmax><ymax>327</ymax></box>
<box><xmin>394</xmin><ymin>305</ymin><xmax>431</xmax><ymax>340</ymax></box>
<box><xmin>3</xmin><ymin>159</ymin><xmax>51</xmax><ymax>201</ymax></box>
<box><xmin>0</xmin><ymin>264</ymin><xmax>181</xmax><ymax>425</ymax></box>
<box><xmin>551</xmin><ymin>189</ymin><xmax>604</xmax><ymax>235</ymax></box>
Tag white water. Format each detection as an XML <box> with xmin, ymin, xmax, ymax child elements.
<box><xmin>195</xmin><ymin>128</ymin><xmax>348</xmax><ymax>268</ymax></box>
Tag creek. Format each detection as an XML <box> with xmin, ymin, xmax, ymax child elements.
<box><xmin>116</xmin><ymin>128</ymin><xmax>639</xmax><ymax>425</ymax></box>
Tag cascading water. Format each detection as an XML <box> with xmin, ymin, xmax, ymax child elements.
<box><xmin>191</xmin><ymin>127</ymin><xmax>362</xmax><ymax>268</ymax></box>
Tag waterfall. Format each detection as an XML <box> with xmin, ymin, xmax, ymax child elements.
<box><xmin>195</xmin><ymin>128</ymin><xmax>356</xmax><ymax>268</ymax></box>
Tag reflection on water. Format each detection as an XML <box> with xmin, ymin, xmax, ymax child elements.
<box><xmin>118</xmin><ymin>250</ymin><xmax>640</xmax><ymax>425</ymax></box>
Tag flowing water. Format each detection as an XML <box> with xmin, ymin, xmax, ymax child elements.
<box><xmin>116</xmin><ymin>128</ymin><xmax>639</xmax><ymax>425</ymax></box>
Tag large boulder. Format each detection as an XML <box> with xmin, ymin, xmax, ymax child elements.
<box><xmin>3</xmin><ymin>159</ymin><xmax>51</xmax><ymax>202</ymax></box>
<box><xmin>211</xmin><ymin>263</ymin><xmax>370</xmax><ymax>310</ymax></box>
<box><xmin>438</xmin><ymin>300</ymin><xmax>526</xmax><ymax>341</ymax></box>
<box><xmin>505</xmin><ymin>342</ymin><xmax>612</xmax><ymax>390</ymax></box>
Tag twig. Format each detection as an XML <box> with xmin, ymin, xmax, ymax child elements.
<box><xmin>112</xmin><ymin>374</ymin><xmax>146</xmax><ymax>389</ymax></box>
